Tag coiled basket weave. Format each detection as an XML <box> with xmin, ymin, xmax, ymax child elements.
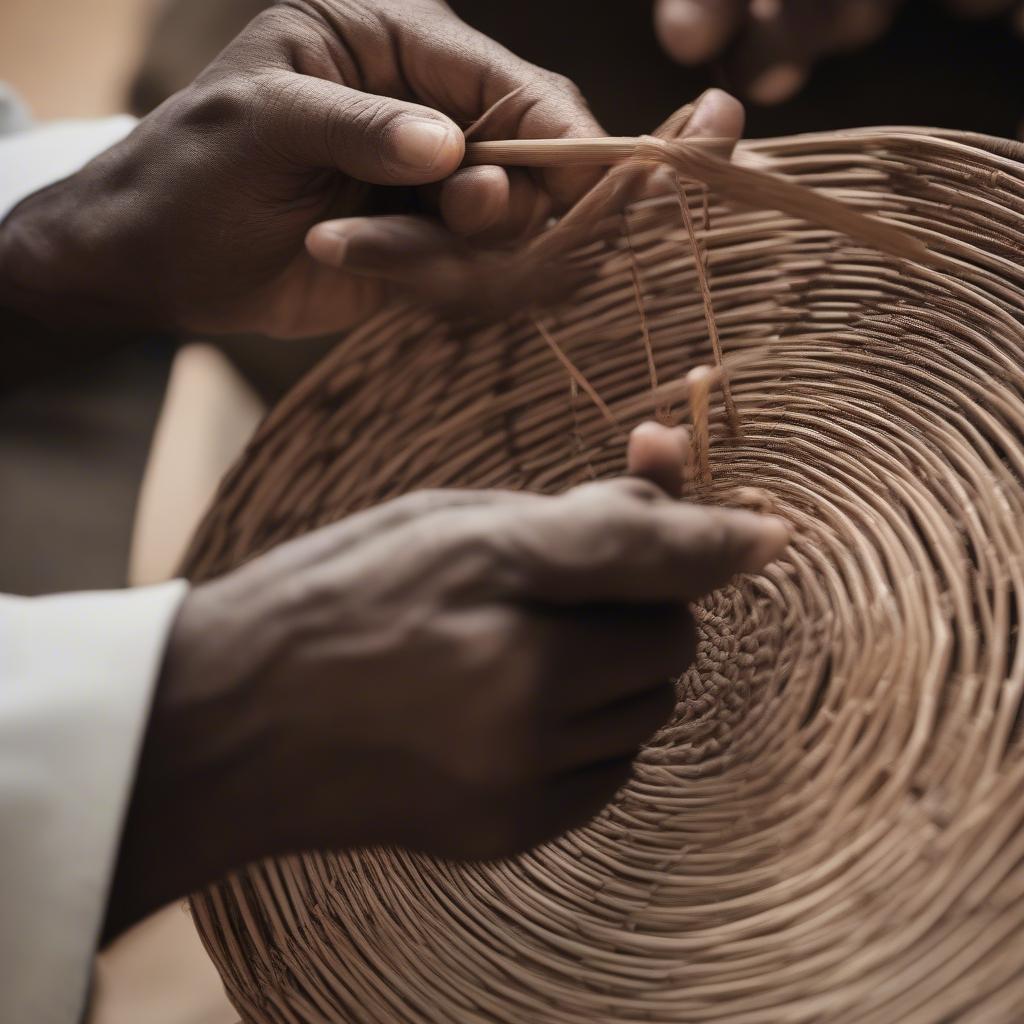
<box><xmin>183</xmin><ymin>127</ymin><xmax>1024</xmax><ymax>1023</ymax></box>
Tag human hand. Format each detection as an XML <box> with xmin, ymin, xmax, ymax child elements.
<box><xmin>3</xmin><ymin>0</ymin><xmax>609</xmax><ymax>339</ymax></box>
<box><xmin>653</xmin><ymin>0</ymin><xmax>1023</xmax><ymax>105</ymax></box>
<box><xmin>104</xmin><ymin>422</ymin><xmax>789</xmax><ymax>937</ymax></box>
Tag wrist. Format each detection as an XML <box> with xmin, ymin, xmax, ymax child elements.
<box><xmin>0</xmin><ymin>139</ymin><xmax>165</xmax><ymax>331</ymax></box>
<box><xmin>103</xmin><ymin>578</ymin><xmax>276</xmax><ymax>939</ymax></box>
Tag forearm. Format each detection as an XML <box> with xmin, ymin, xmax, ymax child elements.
<box><xmin>101</xmin><ymin>584</ymin><xmax>269</xmax><ymax>940</ymax></box>
<box><xmin>0</xmin><ymin>125</ymin><xmax>166</xmax><ymax>388</ymax></box>
<box><xmin>0</xmin><ymin>156</ymin><xmax>158</xmax><ymax>328</ymax></box>
<box><xmin>102</xmin><ymin>564</ymin><xmax>402</xmax><ymax>941</ymax></box>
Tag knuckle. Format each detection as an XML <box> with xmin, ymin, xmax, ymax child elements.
<box><xmin>442</xmin><ymin>611</ymin><xmax>547</xmax><ymax>790</ymax></box>
<box><xmin>610</xmin><ymin>477</ymin><xmax>666</xmax><ymax>504</ymax></box>
<box><xmin>567</xmin><ymin>477</ymin><xmax>663</xmax><ymax>519</ymax></box>
<box><xmin>248</xmin><ymin>73</ymin><xmax>312</xmax><ymax>157</ymax></box>
<box><xmin>348</xmin><ymin>92</ymin><xmax>393</xmax><ymax>140</ymax></box>
<box><xmin>457</xmin><ymin>605</ymin><xmax>526</xmax><ymax>678</ymax></box>
<box><xmin>606</xmin><ymin>505</ymin><xmax>655</xmax><ymax>559</ymax></box>
<box><xmin>324</xmin><ymin>90</ymin><xmax>384</xmax><ymax>165</ymax></box>
<box><xmin>692</xmin><ymin>512</ymin><xmax>730</xmax><ymax>556</ymax></box>
<box><xmin>410</xmin><ymin>514</ymin><xmax>503</xmax><ymax>594</ymax></box>
<box><xmin>253</xmin><ymin>5</ymin><xmax>304</xmax><ymax>37</ymax></box>
<box><xmin>542</xmin><ymin>70</ymin><xmax>585</xmax><ymax>104</ymax></box>
<box><xmin>184</xmin><ymin>77</ymin><xmax>258</xmax><ymax>131</ymax></box>
<box><xmin>480</xmin><ymin>520</ymin><xmax>544</xmax><ymax>593</ymax></box>
<box><xmin>389</xmin><ymin>489</ymin><xmax>460</xmax><ymax>519</ymax></box>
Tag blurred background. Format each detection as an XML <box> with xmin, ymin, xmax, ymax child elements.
<box><xmin>5</xmin><ymin>0</ymin><xmax>1023</xmax><ymax>130</ymax></box>
<box><xmin>3</xmin><ymin>0</ymin><xmax>147</xmax><ymax>119</ymax></box>
<box><xmin>2</xmin><ymin>1</ymin><xmax>1022</xmax><ymax>1021</ymax></box>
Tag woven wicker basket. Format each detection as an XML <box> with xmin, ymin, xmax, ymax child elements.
<box><xmin>183</xmin><ymin>127</ymin><xmax>1024</xmax><ymax>1023</ymax></box>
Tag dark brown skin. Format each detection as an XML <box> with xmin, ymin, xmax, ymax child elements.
<box><xmin>104</xmin><ymin>424</ymin><xmax>789</xmax><ymax>938</ymax></box>
<box><xmin>0</xmin><ymin>0</ymin><xmax>789</xmax><ymax>942</ymax></box>
<box><xmin>1</xmin><ymin>0</ymin><xmax>617</xmax><ymax>349</ymax></box>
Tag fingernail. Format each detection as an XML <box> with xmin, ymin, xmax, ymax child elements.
<box><xmin>748</xmin><ymin>64</ymin><xmax>807</xmax><ymax>106</ymax></box>
<box><xmin>392</xmin><ymin>118</ymin><xmax>457</xmax><ymax>172</ymax></box>
<box><xmin>305</xmin><ymin>223</ymin><xmax>348</xmax><ymax>268</ymax></box>
<box><xmin>738</xmin><ymin>513</ymin><xmax>791</xmax><ymax>573</ymax></box>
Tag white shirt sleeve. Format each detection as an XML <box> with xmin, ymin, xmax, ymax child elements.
<box><xmin>0</xmin><ymin>580</ymin><xmax>188</xmax><ymax>1024</ymax></box>
<box><xmin>0</xmin><ymin>111</ymin><xmax>137</xmax><ymax>222</ymax></box>
<box><xmin>0</xmin><ymin>102</ymin><xmax>185</xmax><ymax>1021</ymax></box>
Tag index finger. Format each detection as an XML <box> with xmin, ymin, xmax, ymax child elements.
<box><xmin>490</xmin><ymin>483</ymin><xmax>791</xmax><ymax>604</ymax></box>
<box><xmin>388</xmin><ymin>5</ymin><xmax>607</xmax><ymax>209</ymax></box>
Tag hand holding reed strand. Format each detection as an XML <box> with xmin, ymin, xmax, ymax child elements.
<box><xmin>103</xmin><ymin>423</ymin><xmax>789</xmax><ymax>939</ymax></box>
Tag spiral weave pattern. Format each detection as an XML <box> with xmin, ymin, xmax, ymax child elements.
<box><xmin>184</xmin><ymin>128</ymin><xmax>1024</xmax><ymax>1023</ymax></box>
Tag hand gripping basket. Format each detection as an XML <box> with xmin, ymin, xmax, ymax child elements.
<box><xmin>183</xmin><ymin>127</ymin><xmax>1024</xmax><ymax>1024</ymax></box>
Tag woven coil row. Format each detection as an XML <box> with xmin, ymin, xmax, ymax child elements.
<box><xmin>185</xmin><ymin>128</ymin><xmax>1024</xmax><ymax>1023</ymax></box>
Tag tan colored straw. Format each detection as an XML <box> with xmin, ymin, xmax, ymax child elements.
<box><xmin>183</xmin><ymin>124</ymin><xmax>1024</xmax><ymax>1023</ymax></box>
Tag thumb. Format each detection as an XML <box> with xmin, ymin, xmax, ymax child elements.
<box><xmin>254</xmin><ymin>72</ymin><xmax>464</xmax><ymax>184</ymax></box>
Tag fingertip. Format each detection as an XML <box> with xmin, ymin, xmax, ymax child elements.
<box><xmin>627</xmin><ymin>421</ymin><xmax>690</xmax><ymax>498</ymax></box>
<box><xmin>305</xmin><ymin>215</ymin><xmax>460</xmax><ymax>277</ymax></box>
<box><xmin>440</xmin><ymin>165</ymin><xmax>511</xmax><ymax>236</ymax></box>
<box><xmin>732</xmin><ymin>511</ymin><xmax>792</xmax><ymax>572</ymax></box>
<box><xmin>685</xmin><ymin>87</ymin><xmax>746</xmax><ymax>141</ymax></box>
<box><xmin>305</xmin><ymin>221</ymin><xmax>347</xmax><ymax>268</ymax></box>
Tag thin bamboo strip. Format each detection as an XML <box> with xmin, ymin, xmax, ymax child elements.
<box><xmin>466</xmin><ymin>135</ymin><xmax>938</xmax><ymax>266</ymax></box>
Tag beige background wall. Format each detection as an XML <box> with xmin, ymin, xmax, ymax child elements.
<box><xmin>1</xmin><ymin>0</ymin><xmax>148</xmax><ymax>118</ymax></box>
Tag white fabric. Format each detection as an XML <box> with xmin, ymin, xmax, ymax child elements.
<box><xmin>0</xmin><ymin>105</ymin><xmax>194</xmax><ymax>1023</ymax></box>
<box><xmin>0</xmin><ymin>100</ymin><xmax>195</xmax><ymax>1023</ymax></box>
<box><xmin>0</xmin><ymin>113</ymin><xmax>137</xmax><ymax>221</ymax></box>
<box><xmin>0</xmin><ymin>580</ymin><xmax>189</xmax><ymax>1024</ymax></box>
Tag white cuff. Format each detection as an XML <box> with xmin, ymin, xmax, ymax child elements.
<box><xmin>0</xmin><ymin>579</ymin><xmax>189</xmax><ymax>1024</ymax></box>
<box><xmin>0</xmin><ymin>115</ymin><xmax>137</xmax><ymax>222</ymax></box>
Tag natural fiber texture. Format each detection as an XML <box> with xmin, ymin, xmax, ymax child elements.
<box><xmin>184</xmin><ymin>127</ymin><xmax>1024</xmax><ymax>1023</ymax></box>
